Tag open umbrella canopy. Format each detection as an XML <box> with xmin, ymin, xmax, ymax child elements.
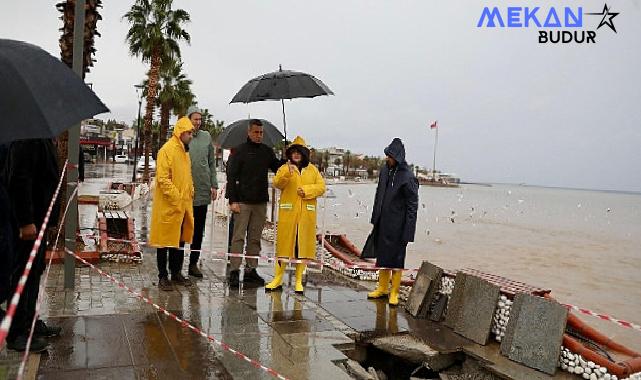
<box><xmin>230</xmin><ymin>69</ymin><xmax>334</xmax><ymax>103</ymax></box>
<box><xmin>0</xmin><ymin>39</ymin><xmax>109</xmax><ymax>143</ymax></box>
<box><xmin>230</xmin><ymin>66</ymin><xmax>333</xmax><ymax>142</ymax></box>
<box><xmin>217</xmin><ymin>119</ymin><xmax>284</xmax><ymax>149</ymax></box>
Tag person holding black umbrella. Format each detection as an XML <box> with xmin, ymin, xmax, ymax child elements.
<box><xmin>0</xmin><ymin>143</ymin><xmax>15</xmax><ymax>324</ymax></box>
<box><xmin>362</xmin><ymin>138</ymin><xmax>419</xmax><ymax>306</ymax></box>
<box><xmin>0</xmin><ymin>39</ymin><xmax>107</xmax><ymax>350</ymax></box>
<box><xmin>5</xmin><ymin>138</ymin><xmax>62</xmax><ymax>352</ymax></box>
<box><xmin>225</xmin><ymin>119</ymin><xmax>282</xmax><ymax>287</ymax></box>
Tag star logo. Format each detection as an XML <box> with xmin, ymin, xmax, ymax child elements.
<box><xmin>586</xmin><ymin>3</ymin><xmax>619</xmax><ymax>33</ymax></box>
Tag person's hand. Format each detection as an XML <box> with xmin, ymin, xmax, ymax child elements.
<box><xmin>19</xmin><ymin>224</ymin><xmax>37</xmax><ymax>240</ymax></box>
<box><xmin>297</xmin><ymin>187</ymin><xmax>305</xmax><ymax>198</ymax></box>
<box><xmin>211</xmin><ymin>187</ymin><xmax>218</xmax><ymax>201</ymax></box>
<box><xmin>288</xmin><ymin>160</ymin><xmax>298</xmax><ymax>175</ymax></box>
<box><xmin>229</xmin><ymin>202</ymin><xmax>241</xmax><ymax>213</ymax></box>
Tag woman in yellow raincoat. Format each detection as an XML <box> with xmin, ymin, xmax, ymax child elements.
<box><xmin>149</xmin><ymin>117</ymin><xmax>195</xmax><ymax>290</ymax></box>
<box><xmin>266</xmin><ymin>136</ymin><xmax>325</xmax><ymax>293</ymax></box>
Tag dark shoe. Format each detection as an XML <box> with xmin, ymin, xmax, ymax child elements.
<box><xmin>228</xmin><ymin>270</ymin><xmax>240</xmax><ymax>287</ymax></box>
<box><xmin>34</xmin><ymin>319</ymin><xmax>62</xmax><ymax>338</ymax></box>
<box><xmin>171</xmin><ymin>273</ymin><xmax>192</xmax><ymax>286</ymax></box>
<box><xmin>7</xmin><ymin>335</ymin><xmax>49</xmax><ymax>352</ymax></box>
<box><xmin>188</xmin><ymin>264</ymin><xmax>203</xmax><ymax>278</ymax></box>
<box><xmin>244</xmin><ymin>268</ymin><xmax>265</xmax><ymax>285</ymax></box>
<box><xmin>158</xmin><ymin>276</ymin><xmax>173</xmax><ymax>291</ymax></box>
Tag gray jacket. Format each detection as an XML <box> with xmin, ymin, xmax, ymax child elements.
<box><xmin>189</xmin><ymin>129</ymin><xmax>218</xmax><ymax>206</ymax></box>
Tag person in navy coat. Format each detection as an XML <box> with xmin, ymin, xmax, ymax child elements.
<box><xmin>362</xmin><ymin>138</ymin><xmax>419</xmax><ymax>305</ymax></box>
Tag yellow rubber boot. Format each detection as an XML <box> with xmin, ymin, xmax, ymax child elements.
<box><xmin>265</xmin><ymin>261</ymin><xmax>285</xmax><ymax>291</ymax></box>
<box><xmin>367</xmin><ymin>270</ymin><xmax>391</xmax><ymax>299</ymax></box>
<box><xmin>294</xmin><ymin>263</ymin><xmax>305</xmax><ymax>294</ymax></box>
<box><xmin>388</xmin><ymin>270</ymin><xmax>402</xmax><ymax>306</ymax></box>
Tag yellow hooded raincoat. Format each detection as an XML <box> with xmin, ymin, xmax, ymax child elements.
<box><xmin>273</xmin><ymin>136</ymin><xmax>326</xmax><ymax>259</ymax></box>
<box><xmin>149</xmin><ymin>117</ymin><xmax>195</xmax><ymax>247</ymax></box>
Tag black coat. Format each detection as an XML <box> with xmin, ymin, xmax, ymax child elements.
<box><xmin>226</xmin><ymin>139</ymin><xmax>282</xmax><ymax>204</ymax></box>
<box><xmin>6</xmin><ymin>139</ymin><xmax>61</xmax><ymax>229</ymax></box>
<box><xmin>0</xmin><ymin>144</ymin><xmax>15</xmax><ymax>302</ymax></box>
<box><xmin>362</xmin><ymin>138</ymin><xmax>419</xmax><ymax>268</ymax></box>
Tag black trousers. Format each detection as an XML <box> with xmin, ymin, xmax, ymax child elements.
<box><xmin>157</xmin><ymin>247</ymin><xmax>183</xmax><ymax>279</ymax></box>
<box><xmin>8</xmin><ymin>239</ymin><xmax>46</xmax><ymax>340</ymax></box>
<box><xmin>190</xmin><ymin>204</ymin><xmax>208</xmax><ymax>266</ymax></box>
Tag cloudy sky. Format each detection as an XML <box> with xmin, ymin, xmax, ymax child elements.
<box><xmin>2</xmin><ymin>1</ymin><xmax>640</xmax><ymax>192</ymax></box>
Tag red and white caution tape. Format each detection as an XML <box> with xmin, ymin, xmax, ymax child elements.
<box><xmin>17</xmin><ymin>186</ymin><xmax>78</xmax><ymax>379</ymax></box>
<box><xmin>563</xmin><ymin>303</ymin><xmax>641</xmax><ymax>333</ymax></box>
<box><xmin>0</xmin><ymin>160</ymin><xmax>68</xmax><ymax>348</ymax></box>
<box><xmin>85</xmin><ymin>235</ymin><xmax>419</xmax><ymax>272</ymax></box>
<box><xmin>64</xmin><ymin>248</ymin><xmax>290</xmax><ymax>380</ymax></box>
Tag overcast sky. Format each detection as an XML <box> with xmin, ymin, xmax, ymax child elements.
<box><xmin>2</xmin><ymin>1</ymin><xmax>640</xmax><ymax>192</ymax></box>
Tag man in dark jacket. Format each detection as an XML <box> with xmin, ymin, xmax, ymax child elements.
<box><xmin>362</xmin><ymin>138</ymin><xmax>419</xmax><ymax>306</ymax></box>
<box><xmin>225</xmin><ymin>119</ymin><xmax>281</xmax><ymax>287</ymax></box>
<box><xmin>5</xmin><ymin>138</ymin><xmax>62</xmax><ymax>352</ymax></box>
<box><xmin>0</xmin><ymin>143</ymin><xmax>15</xmax><ymax>322</ymax></box>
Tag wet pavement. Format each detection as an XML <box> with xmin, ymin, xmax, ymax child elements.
<box><xmin>30</xmin><ymin>248</ymin><xmax>414</xmax><ymax>379</ymax></box>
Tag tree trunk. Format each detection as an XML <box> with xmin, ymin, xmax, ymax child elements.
<box><xmin>143</xmin><ymin>50</ymin><xmax>161</xmax><ymax>182</ymax></box>
<box><xmin>160</xmin><ymin>101</ymin><xmax>170</xmax><ymax>148</ymax></box>
<box><xmin>152</xmin><ymin>131</ymin><xmax>159</xmax><ymax>159</ymax></box>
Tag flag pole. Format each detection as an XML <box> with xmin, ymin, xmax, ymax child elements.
<box><xmin>432</xmin><ymin>122</ymin><xmax>438</xmax><ymax>181</ymax></box>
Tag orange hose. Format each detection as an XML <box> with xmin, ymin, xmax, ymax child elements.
<box><xmin>562</xmin><ymin>335</ymin><xmax>641</xmax><ymax>377</ymax></box>
<box><xmin>317</xmin><ymin>235</ymin><xmax>358</xmax><ymax>265</ymax></box>
<box><xmin>566</xmin><ymin>313</ymin><xmax>640</xmax><ymax>357</ymax></box>
<box><xmin>545</xmin><ymin>293</ymin><xmax>641</xmax><ymax>376</ymax></box>
<box><xmin>544</xmin><ymin>294</ymin><xmax>640</xmax><ymax>357</ymax></box>
<box><xmin>338</xmin><ymin>234</ymin><xmax>362</xmax><ymax>257</ymax></box>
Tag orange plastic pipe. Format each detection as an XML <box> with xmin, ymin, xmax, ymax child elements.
<box><xmin>565</xmin><ymin>313</ymin><xmax>640</xmax><ymax>357</ymax></box>
<box><xmin>544</xmin><ymin>293</ymin><xmax>641</xmax><ymax>376</ymax></box>
<box><xmin>338</xmin><ymin>234</ymin><xmax>362</xmax><ymax>257</ymax></box>
<box><xmin>562</xmin><ymin>334</ymin><xmax>641</xmax><ymax>377</ymax></box>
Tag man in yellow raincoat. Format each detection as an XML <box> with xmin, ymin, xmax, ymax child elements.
<box><xmin>266</xmin><ymin>136</ymin><xmax>325</xmax><ymax>293</ymax></box>
<box><xmin>149</xmin><ymin>117</ymin><xmax>195</xmax><ymax>291</ymax></box>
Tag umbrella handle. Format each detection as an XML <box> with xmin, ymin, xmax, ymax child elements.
<box><xmin>281</xmin><ymin>99</ymin><xmax>287</xmax><ymax>143</ymax></box>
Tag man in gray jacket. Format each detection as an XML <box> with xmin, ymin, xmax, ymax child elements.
<box><xmin>186</xmin><ymin>106</ymin><xmax>218</xmax><ymax>277</ymax></box>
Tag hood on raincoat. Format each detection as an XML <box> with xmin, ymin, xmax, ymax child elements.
<box><xmin>286</xmin><ymin>136</ymin><xmax>310</xmax><ymax>168</ymax></box>
<box><xmin>384</xmin><ymin>138</ymin><xmax>407</xmax><ymax>166</ymax></box>
<box><xmin>173</xmin><ymin>117</ymin><xmax>194</xmax><ymax>140</ymax></box>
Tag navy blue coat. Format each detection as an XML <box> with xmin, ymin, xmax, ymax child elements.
<box><xmin>362</xmin><ymin>138</ymin><xmax>419</xmax><ymax>268</ymax></box>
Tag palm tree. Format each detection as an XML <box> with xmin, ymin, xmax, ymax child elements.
<box><xmin>124</xmin><ymin>0</ymin><xmax>190</xmax><ymax>181</ymax></box>
<box><xmin>343</xmin><ymin>150</ymin><xmax>351</xmax><ymax>177</ymax></box>
<box><xmin>57</xmin><ymin>0</ymin><xmax>103</xmax><ymax>78</ymax></box>
<box><xmin>155</xmin><ymin>59</ymin><xmax>195</xmax><ymax>148</ymax></box>
<box><xmin>55</xmin><ymin>0</ymin><xmax>103</xmax><ymax>236</ymax></box>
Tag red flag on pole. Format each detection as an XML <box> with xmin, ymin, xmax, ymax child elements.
<box><xmin>430</xmin><ymin>120</ymin><xmax>438</xmax><ymax>129</ymax></box>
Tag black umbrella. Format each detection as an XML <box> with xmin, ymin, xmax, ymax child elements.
<box><xmin>217</xmin><ymin>119</ymin><xmax>284</xmax><ymax>149</ymax></box>
<box><xmin>230</xmin><ymin>65</ymin><xmax>333</xmax><ymax>141</ymax></box>
<box><xmin>0</xmin><ymin>39</ymin><xmax>109</xmax><ymax>143</ymax></box>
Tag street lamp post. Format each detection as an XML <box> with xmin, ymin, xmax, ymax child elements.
<box><xmin>132</xmin><ymin>84</ymin><xmax>144</xmax><ymax>182</ymax></box>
